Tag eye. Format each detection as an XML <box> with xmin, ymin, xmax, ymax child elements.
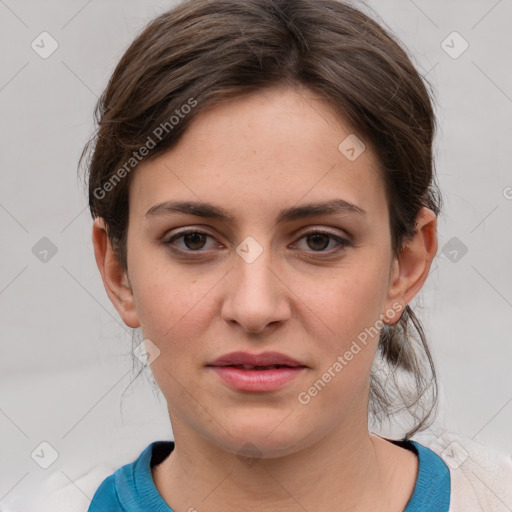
<box><xmin>293</xmin><ymin>229</ymin><xmax>351</xmax><ymax>253</ymax></box>
<box><xmin>163</xmin><ymin>228</ymin><xmax>351</xmax><ymax>255</ymax></box>
<box><xmin>163</xmin><ymin>229</ymin><xmax>216</xmax><ymax>253</ymax></box>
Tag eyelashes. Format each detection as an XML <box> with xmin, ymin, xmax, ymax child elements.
<box><xmin>163</xmin><ymin>228</ymin><xmax>352</xmax><ymax>256</ymax></box>
<box><xmin>294</xmin><ymin>229</ymin><xmax>351</xmax><ymax>253</ymax></box>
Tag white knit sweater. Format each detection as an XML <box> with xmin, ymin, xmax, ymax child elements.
<box><xmin>2</xmin><ymin>430</ymin><xmax>511</xmax><ymax>511</ymax></box>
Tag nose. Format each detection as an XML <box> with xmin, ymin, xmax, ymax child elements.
<box><xmin>221</xmin><ymin>243</ymin><xmax>291</xmax><ymax>335</ymax></box>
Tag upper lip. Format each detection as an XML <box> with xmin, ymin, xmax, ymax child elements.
<box><xmin>207</xmin><ymin>351</ymin><xmax>307</xmax><ymax>368</ymax></box>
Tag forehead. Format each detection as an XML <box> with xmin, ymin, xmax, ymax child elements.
<box><xmin>129</xmin><ymin>85</ymin><xmax>387</xmax><ymax>224</ymax></box>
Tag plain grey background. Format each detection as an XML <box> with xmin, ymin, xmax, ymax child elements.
<box><xmin>1</xmin><ymin>0</ymin><xmax>511</xmax><ymax>507</ymax></box>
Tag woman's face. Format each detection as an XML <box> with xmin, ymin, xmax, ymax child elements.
<box><xmin>113</xmin><ymin>85</ymin><xmax>411</xmax><ymax>457</ymax></box>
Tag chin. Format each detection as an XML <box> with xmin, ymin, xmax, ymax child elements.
<box><xmin>209</xmin><ymin>416</ymin><xmax>311</xmax><ymax>460</ymax></box>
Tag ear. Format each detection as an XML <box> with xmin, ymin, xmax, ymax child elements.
<box><xmin>91</xmin><ymin>217</ymin><xmax>140</xmax><ymax>328</ymax></box>
<box><xmin>383</xmin><ymin>207</ymin><xmax>438</xmax><ymax>325</ymax></box>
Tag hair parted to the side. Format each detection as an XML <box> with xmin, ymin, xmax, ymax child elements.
<box><xmin>79</xmin><ymin>0</ymin><xmax>442</xmax><ymax>440</ymax></box>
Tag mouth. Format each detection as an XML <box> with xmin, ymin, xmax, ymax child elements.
<box><xmin>206</xmin><ymin>352</ymin><xmax>308</xmax><ymax>392</ymax></box>
<box><xmin>206</xmin><ymin>350</ymin><xmax>308</xmax><ymax>369</ymax></box>
<box><xmin>211</xmin><ymin>364</ymin><xmax>305</xmax><ymax>370</ymax></box>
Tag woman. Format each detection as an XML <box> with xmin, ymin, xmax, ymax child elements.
<box><xmin>15</xmin><ymin>0</ymin><xmax>512</xmax><ymax>510</ymax></box>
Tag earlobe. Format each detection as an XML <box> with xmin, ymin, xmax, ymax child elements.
<box><xmin>383</xmin><ymin>207</ymin><xmax>438</xmax><ymax>325</ymax></box>
<box><xmin>91</xmin><ymin>217</ymin><xmax>140</xmax><ymax>328</ymax></box>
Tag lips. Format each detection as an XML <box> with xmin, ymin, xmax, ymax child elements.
<box><xmin>206</xmin><ymin>351</ymin><xmax>308</xmax><ymax>392</ymax></box>
<box><xmin>225</xmin><ymin>364</ymin><xmax>292</xmax><ymax>370</ymax></box>
<box><xmin>206</xmin><ymin>351</ymin><xmax>307</xmax><ymax>369</ymax></box>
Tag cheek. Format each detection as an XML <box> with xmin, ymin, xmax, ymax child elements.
<box><xmin>130</xmin><ymin>255</ymin><xmax>223</xmax><ymax>357</ymax></box>
<box><xmin>132</xmin><ymin>272</ymin><xmax>219</xmax><ymax>403</ymax></box>
<box><xmin>297</xmin><ymin>260</ymin><xmax>390</xmax><ymax>344</ymax></box>
<box><xmin>136</xmin><ymin>281</ymin><xmax>209</xmax><ymax>341</ymax></box>
<box><xmin>294</xmin><ymin>269</ymin><xmax>388</xmax><ymax>415</ymax></box>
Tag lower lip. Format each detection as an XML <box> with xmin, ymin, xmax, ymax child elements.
<box><xmin>207</xmin><ymin>366</ymin><xmax>307</xmax><ymax>391</ymax></box>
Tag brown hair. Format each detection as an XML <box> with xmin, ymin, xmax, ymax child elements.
<box><xmin>80</xmin><ymin>0</ymin><xmax>442</xmax><ymax>439</ymax></box>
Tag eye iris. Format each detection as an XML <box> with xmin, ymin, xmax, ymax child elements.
<box><xmin>184</xmin><ymin>232</ymin><xmax>207</xmax><ymax>250</ymax></box>
<box><xmin>307</xmin><ymin>233</ymin><xmax>330</xmax><ymax>251</ymax></box>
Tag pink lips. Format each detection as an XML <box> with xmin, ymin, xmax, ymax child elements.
<box><xmin>206</xmin><ymin>351</ymin><xmax>308</xmax><ymax>392</ymax></box>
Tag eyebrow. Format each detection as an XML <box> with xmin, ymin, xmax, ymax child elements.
<box><xmin>145</xmin><ymin>199</ymin><xmax>366</xmax><ymax>223</ymax></box>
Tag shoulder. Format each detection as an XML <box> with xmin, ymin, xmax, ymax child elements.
<box><xmin>412</xmin><ymin>429</ymin><xmax>512</xmax><ymax>512</ymax></box>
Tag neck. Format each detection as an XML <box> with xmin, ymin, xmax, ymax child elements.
<box><xmin>152</xmin><ymin>418</ymin><xmax>414</xmax><ymax>512</ymax></box>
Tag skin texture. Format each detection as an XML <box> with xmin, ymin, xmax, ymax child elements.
<box><xmin>92</xmin><ymin>84</ymin><xmax>438</xmax><ymax>512</ymax></box>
